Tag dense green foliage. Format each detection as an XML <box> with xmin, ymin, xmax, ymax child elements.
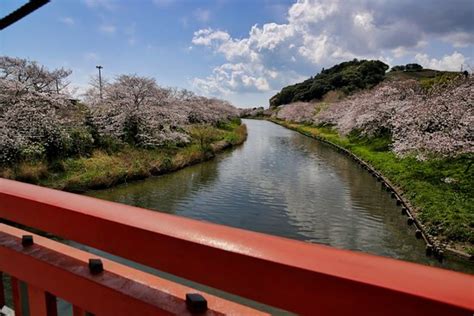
<box><xmin>390</xmin><ymin>63</ymin><xmax>423</xmax><ymax>72</ymax></box>
<box><xmin>269</xmin><ymin>59</ymin><xmax>389</xmax><ymax>107</ymax></box>
<box><xmin>385</xmin><ymin>68</ymin><xmax>459</xmax><ymax>83</ymax></box>
<box><xmin>419</xmin><ymin>72</ymin><xmax>462</xmax><ymax>90</ymax></box>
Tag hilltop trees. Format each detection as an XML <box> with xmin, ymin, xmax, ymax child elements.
<box><xmin>390</xmin><ymin>63</ymin><xmax>423</xmax><ymax>72</ymax></box>
<box><xmin>270</xmin><ymin>59</ymin><xmax>389</xmax><ymax>107</ymax></box>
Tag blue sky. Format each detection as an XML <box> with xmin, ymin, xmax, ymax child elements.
<box><xmin>1</xmin><ymin>0</ymin><xmax>473</xmax><ymax>107</ymax></box>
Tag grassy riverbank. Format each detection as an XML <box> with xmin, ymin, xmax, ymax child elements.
<box><xmin>0</xmin><ymin>121</ymin><xmax>247</xmax><ymax>193</ymax></box>
<box><xmin>270</xmin><ymin>119</ymin><xmax>473</xmax><ymax>255</ymax></box>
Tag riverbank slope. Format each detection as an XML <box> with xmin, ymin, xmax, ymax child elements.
<box><xmin>0</xmin><ymin>122</ymin><xmax>247</xmax><ymax>193</ymax></box>
<box><xmin>270</xmin><ymin>118</ymin><xmax>473</xmax><ymax>258</ymax></box>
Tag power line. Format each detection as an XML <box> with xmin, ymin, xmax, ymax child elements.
<box><xmin>0</xmin><ymin>0</ymin><xmax>50</xmax><ymax>31</ymax></box>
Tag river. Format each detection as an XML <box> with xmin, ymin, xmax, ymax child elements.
<box><xmin>86</xmin><ymin>119</ymin><xmax>473</xmax><ymax>273</ymax></box>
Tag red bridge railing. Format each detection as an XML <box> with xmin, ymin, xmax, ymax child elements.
<box><xmin>0</xmin><ymin>178</ymin><xmax>473</xmax><ymax>315</ymax></box>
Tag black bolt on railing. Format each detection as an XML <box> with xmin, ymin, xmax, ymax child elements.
<box><xmin>88</xmin><ymin>258</ymin><xmax>104</xmax><ymax>275</ymax></box>
<box><xmin>186</xmin><ymin>293</ymin><xmax>208</xmax><ymax>313</ymax></box>
<box><xmin>21</xmin><ymin>235</ymin><xmax>33</xmax><ymax>247</ymax></box>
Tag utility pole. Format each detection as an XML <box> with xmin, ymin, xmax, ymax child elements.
<box><xmin>96</xmin><ymin>65</ymin><xmax>103</xmax><ymax>99</ymax></box>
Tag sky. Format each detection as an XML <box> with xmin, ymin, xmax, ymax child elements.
<box><xmin>1</xmin><ymin>0</ymin><xmax>473</xmax><ymax>108</ymax></box>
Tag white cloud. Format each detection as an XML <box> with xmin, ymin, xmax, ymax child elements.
<box><xmin>353</xmin><ymin>12</ymin><xmax>374</xmax><ymax>31</ymax></box>
<box><xmin>391</xmin><ymin>40</ymin><xmax>428</xmax><ymax>59</ymax></box>
<box><xmin>391</xmin><ymin>47</ymin><xmax>408</xmax><ymax>58</ymax></box>
<box><xmin>193</xmin><ymin>63</ymin><xmax>276</xmax><ymax>95</ymax></box>
<box><xmin>190</xmin><ymin>0</ymin><xmax>474</xmax><ymax>99</ymax></box>
<box><xmin>192</xmin><ymin>28</ymin><xmax>230</xmax><ymax>46</ymax></box>
<box><xmin>415</xmin><ymin>52</ymin><xmax>468</xmax><ymax>71</ymax></box>
<box><xmin>190</xmin><ymin>1</ymin><xmax>352</xmax><ymax>95</ymax></box>
<box><xmin>59</xmin><ymin>17</ymin><xmax>75</xmax><ymax>26</ymax></box>
<box><xmin>442</xmin><ymin>32</ymin><xmax>474</xmax><ymax>48</ymax></box>
<box><xmin>298</xmin><ymin>34</ymin><xmax>326</xmax><ymax>63</ymax></box>
<box><xmin>288</xmin><ymin>0</ymin><xmax>338</xmax><ymax>25</ymax></box>
<box><xmin>194</xmin><ymin>8</ymin><xmax>211</xmax><ymax>23</ymax></box>
<box><xmin>249</xmin><ymin>23</ymin><xmax>294</xmax><ymax>50</ymax></box>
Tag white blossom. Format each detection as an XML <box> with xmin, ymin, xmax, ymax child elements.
<box><xmin>279</xmin><ymin>75</ymin><xmax>473</xmax><ymax>158</ymax></box>
<box><xmin>1</xmin><ymin>57</ymin><xmax>240</xmax><ymax>165</ymax></box>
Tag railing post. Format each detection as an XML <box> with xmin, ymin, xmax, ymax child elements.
<box><xmin>0</xmin><ymin>271</ymin><xmax>5</xmax><ymax>307</ymax></box>
<box><xmin>27</xmin><ymin>285</ymin><xmax>46</xmax><ymax>316</ymax></box>
<box><xmin>45</xmin><ymin>292</ymin><xmax>58</xmax><ymax>316</ymax></box>
<box><xmin>10</xmin><ymin>276</ymin><xmax>23</xmax><ymax>316</ymax></box>
<box><xmin>27</xmin><ymin>285</ymin><xmax>58</xmax><ymax>316</ymax></box>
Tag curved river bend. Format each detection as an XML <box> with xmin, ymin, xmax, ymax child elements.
<box><xmin>88</xmin><ymin>119</ymin><xmax>472</xmax><ymax>273</ymax></box>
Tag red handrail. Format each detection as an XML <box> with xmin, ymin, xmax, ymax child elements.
<box><xmin>0</xmin><ymin>224</ymin><xmax>264</xmax><ymax>315</ymax></box>
<box><xmin>1</xmin><ymin>178</ymin><xmax>473</xmax><ymax>315</ymax></box>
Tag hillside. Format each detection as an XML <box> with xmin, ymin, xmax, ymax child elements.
<box><xmin>269</xmin><ymin>59</ymin><xmax>389</xmax><ymax>107</ymax></box>
<box><xmin>270</xmin><ymin>59</ymin><xmax>461</xmax><ymax>108</ymax></box>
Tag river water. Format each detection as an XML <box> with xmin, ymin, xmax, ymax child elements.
<box><xmin>87</xmin><ymin>119</ymin><xmax>473</xmax><ymax>273</ymax></box>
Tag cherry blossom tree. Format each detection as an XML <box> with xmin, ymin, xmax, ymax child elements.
<box><xmin>278</xmin><ymin>74</ymin><xmax>472</xmax><ymax>158</ymax></box>
<box><xmin>85</xmin><ymin>74</ymin><xmax>239</xmax><ymax>147</ymax></box>
<box><xmin>1</xmin><ymin>56</ymin><xmax>241</xmax><ymax>165</ymax></box>
<box><xmin>0</xmin><ymin>57</ymin><xmax>73</xmax><ymax>164</ymax></box>
<box><xmin>275</xmin><ymin>102</ymin><xmax>317</xmax><ymax>123</ymax></box>
<box><xmin>0</xmin><ymin>56</ymin><xmax>71</xmax><ymax>96</ymax></box>
<box><xmin>315</xmin><ymin>80</ymin><xmax>422</xmax><ymax>136</ymax></box>
<box><xmin>240</xmin><ymin>107</ymin><xmax>265</xmax><ymax>118</ymax></box>
<box><xmin>390</xmin><ymin>76</ymin><xmax>473</xmax><ymax>158</ymax></box>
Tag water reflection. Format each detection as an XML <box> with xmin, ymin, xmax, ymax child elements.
<box><xmin>92</xmin><ymin>159</ymin><xmax>221</xmax><ymax>214</ymax></box>
<box><xmin>88</xmin><ymin>119</ymin><xmax>473</xmax><ymax>273</ymax></box>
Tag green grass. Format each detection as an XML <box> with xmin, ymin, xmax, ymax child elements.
<box><xmin>272</xmin><ymin>119</ymin><xmax>474</xmax><ymax>251</ymax></box>
<box><xmin>386</xmin><ymin>69</ymin><xmax>460</xmax><ymax>90</ymax></box>
<box><xmin>1</xmin><ymin>122</ymin><xmax>247</xmax><ymax>193</ymax></box>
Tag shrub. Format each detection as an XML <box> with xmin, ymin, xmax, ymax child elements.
<box><xmin>66</xmin><ymin>127</ymin><xmax>95</xmax><ymax>157</ymax></box>
<box><xmin>188</xmin><ymin>125</ymin><xmax>220</xmax><ymax>151</ymax></box>
<box><xmin>20</xmin><ymin>143</ymin><xmax>46</xmax><ymax>162</ymax></box>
